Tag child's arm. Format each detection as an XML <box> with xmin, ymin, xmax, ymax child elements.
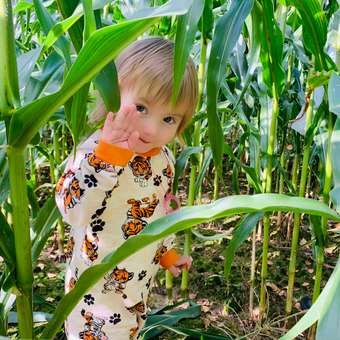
<box><xmin>55</xmin><ymin>105</ymin><xmax>141</xmax><ymax>227</ymax></box>
<box><xmin>55</xmin><ymin>141</ymin><xmax>121</xmax><ymax>227</ymax></box>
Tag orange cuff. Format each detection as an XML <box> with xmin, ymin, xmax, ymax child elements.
<box><xmin>94</xmin><ymin>139</ymin><xmax>162</xmax><ymax>166</ymax></box>
<box><xmin>94</xmin><ymin>139</ymin><xmax>134</xmax><ymax>166</ymax></box>
<box><xmin>159</xmin><ymin>249</ymin><xmax>181</xmax><ymax>269</ymax></box>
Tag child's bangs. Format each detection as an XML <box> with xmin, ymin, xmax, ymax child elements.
<box><xmin>126</xmin><ymin>65</ymin><xmax>195</xmax><ymax>118</ymax></box>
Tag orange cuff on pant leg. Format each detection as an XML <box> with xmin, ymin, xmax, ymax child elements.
<box><xmin>159</xmin><ymin>249</ymin><xmax>181</xmax><ymax>269</ymax></box>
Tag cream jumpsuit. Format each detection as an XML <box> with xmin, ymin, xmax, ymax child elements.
<box><xmin>55</xmin><ymin>131</ymin><xmax>179</xmax><ymax>340</ymax></box>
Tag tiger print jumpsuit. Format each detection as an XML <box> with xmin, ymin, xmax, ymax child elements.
<box><xmin>55</xmin><ymin>130</ymin><xmax>180</xmax><ymax>340</ymax></box>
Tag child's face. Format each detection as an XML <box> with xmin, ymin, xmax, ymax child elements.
<box><xmin>120</xmin><ymin>85</ymin><xmax>184</xmax><ymax>153</ymax></box>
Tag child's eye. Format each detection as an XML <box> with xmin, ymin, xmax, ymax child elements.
<box><xmin>136</xmin><ymin>104</ymin><xmax>147</xmax><ymax>113</ymax></box>
<box><xmin>163</xmin><ymin>116</ymin><xmax>175</xmax><ymax>124</ymax></box>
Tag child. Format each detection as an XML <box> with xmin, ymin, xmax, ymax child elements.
<box><xmin>55</xmin><ymin>37</ymin><xmax>198</xmax><ymax>340</ymax></box>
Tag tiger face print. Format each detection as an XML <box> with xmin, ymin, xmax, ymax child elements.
<box><xmin>152</xmin><ymin>245</ymin><xmax>168</xmax><ymax>265</ymax></box>
<box><xmin>126</xmin><ymin>301</ymin><xmax>146</xmax><ymax>315</ymax></box>
<box><xmin>121</xmin><ymin>219</ymin><xmax>147</xmax><ymax>239</ymax></box>
<box><xmin>127</xmin><ymin>194</ymin><xmax>159</xmax><ymax>219</ymax></box>
<box><xmin>56</xmin><ymin>169</ymin><xmax>74</xmax><ymax>194</ymax></box>
<box><xmin>86</xmin><ymin>153</ymin><xmax>111</xmax><ymax>173</ymax></box>
<box><xmin>63</xmin><ymin>178</ymin><xmax>84</xmax><ymax>211</ymax></box>
<box><xmin>102</xmin><ymin>266</ymin><xmax>134</xmax><ymax>296</ymax></box>
<box><xmin>79</xmin><ymin>309</ymin><xmax>107</xmax><ymax>340</ymax></box>
<box><xmin>81</xmin><ymin>234</ymin><xmax>99</xmax><ymax>263</ymax></box>
<box><xmin>128</xmin><ymin>156</ymin><xmax>152</xmax><ymax>180</ymax></box>
<box><xmin>122</xmin><ymin>194</ymin><xmax>159</xmax><ymax>239</ymax></box>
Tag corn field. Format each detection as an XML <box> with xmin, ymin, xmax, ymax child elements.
<box><xmin>0</xmin><ymin>0</ymin><xmax>340</xmax><ymax>338</ymax></box>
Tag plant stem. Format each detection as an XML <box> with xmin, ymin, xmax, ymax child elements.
<box><xmin>7</xmin><ymin>146</ymin><xmax>33</xmax><ymax>338</ymax></box>
<box><xmin>0</xmin><ymin>0</ymin><xmax>20</xmax><ymax>114</ymax></box>
<box><xmin>313</xmin><ymin>111</ymin><xmax>333</xmax><ymax>302</ymax></box>
<box><xmin>259</xmin><ymin>84</ymin><xmax>279</xmax><ymax>318</ymax></box>
<box><xmin>286</xmin><ymin>92</ymin><xmax>314</xmax><ymax>315</ymax></box>
<box><xmin>180</xmin><ymin>35</ymin><xmax>207</xmax><ymax>297</ymax></box>
<box><xmin>249</xmin><ymin>227</ymin><xmax>257</xmax><ymax>316</ymax></box>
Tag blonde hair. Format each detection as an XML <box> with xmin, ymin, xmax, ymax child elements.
<box><xmin>89</xmin><ymin>37</ymin><xmax>198</xmax><ymax>136</ymax></box>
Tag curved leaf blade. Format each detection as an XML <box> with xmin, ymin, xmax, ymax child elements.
<box><xmin>41</xmin><ymin>193</ymin><xmax>339</xmax><ymax>339</ymax></box>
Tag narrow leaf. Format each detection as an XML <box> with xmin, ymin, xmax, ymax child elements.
<box><xmin>223</xmin><ymin>212</ymin><xmax>263</xmax><ymax>278</ymax></box>
<box><xmin>206</xmin><ymin>0</ymin><xmax>254</xmax><ymax>171</ymax></box>
<box><xmin>172</xmin><ymin>0</ymin><xmax>204</xmax><ymax>104</ymax></box>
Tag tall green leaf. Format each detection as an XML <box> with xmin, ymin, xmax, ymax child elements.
<box><xmin>41</xmin><ymin>193</ymin><xmax>340</xmax><ymax>339</ymax></box>
<box><xmin>287</xmin><ymin>0</ymin><xmax>331</xmax><ymax>71</ymax></box>
<box><xmin>32</xmin><ymin>0</ymin><xmax>71</xmax><ymax>65</ymax></box>
<box><xmin>223</xmin><ymin>212</ymin><xmax>263</xmax><ymax>279</ymax></box>
<box><xmin>31</xmin><ymin>197</ymin><xmax>60</xmax><ymax>266</ymax></box>
<box><xmin>206</xmin><ymin>0</ymin><xmax>254</xmax><ymax>172</ymax></box>
<box><xmin>0</xmin><ymin>211</ymin><xmax>15</xmax><ymax>270</ymax></box>
<box><xmin>259</xmin><ymin>0</ymin><xmax>284</xmax><ymax>97</ymax></box>
<box><xmin>172</xmin><ymin>0</ymin><xmax>204</xmax><ymax>104</ymax></box>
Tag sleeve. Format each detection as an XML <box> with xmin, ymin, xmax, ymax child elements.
<box><xmin>55</xmin><ymin>138</ymin><xmax>133</xmax><ymax>227</ymax></box>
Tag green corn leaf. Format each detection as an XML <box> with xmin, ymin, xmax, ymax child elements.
<box><xmin>32</xmin><ymin>0</ymin><xmax>71</xmax><ymax>65</ymax></box>
<box><xmin>70</xmin><ymin>83</ymin><xmax>91</xmax><ymax>149</ymax></box>
<box><xmin>93</xmin><ymin>62</ymin><xmax>120</xmax><ymax>113</ymax></box>
<box><xmin>280</xmin><ymin>257</ymin><xmax>340</xmax><ymax>339</ymax></box>
<box><xmin>330</xmin><ymin>117</ymin><xmax>340</xmax><ymax>212</ymax></box>
<box><xmin>224</xmin><ymin>212</ymin><xmax>263</xmax><ymax>279</ymax></box>
<box><xmin>173</xmin><ymin>146</ymin><xmax>202</xmax><ymax>193</ymax></box>
<box><xmin>81</xmin><ymin>0</ymin><xmax>96</xmax><ymax>42</ymax></box>
<box><xmin>142</xmin><ymin>301</ymin><xmax>201</xmax><ymax>339</ymax></box>
<box><xmin>329</xmin><ymin>72</ymin><xmax>340</xmax><ymax>117</ymax></box>
<box><xmin>287</xmin><ymin>0</ymin><xmax>331</xmax><ymax>71</ymax></box>
<box><xmin>316</xmin><ymin>259</ymin><xmax>340</xmax><ymax>338</ymax></box>
<box><xmin>206</xmin><ymin>0</ymin><xmax>254</xmax><ymax>173</ymax></box>
<box><xmin>0</xmin><ymin>211</ymin><xmax>15</xmax><ymax>270</ymax></box>
<box><xmin>54</xmin><ymin>0</ymin><xmax>84</xmax><ymax>53</ymax></box>
<box><xmin>44</xmin><ymin>15</ymin><xmax>82</xmax><ymax>50</ymax></box>
<box><xmin>31</xmin><ymin>197</ymin><xmax>60</xmax><ymax>267</ymax></box>
<box><xmin>259</xmin><ymin>0</ymin><xmax>284</xmax><ymax>97</ymax></box>
<box><xmin>172</xmin><ymin>0</ymin><xmax>204</xmax><ymax>104</ymax></box>
<box><xmin>197</xmin><ymin>0</ymin><xmax>213</xmax><ymax>40</ymax></box>
<box><xmin>41</xmin><ymin>193</ymin><xmax>340</xmax><ymax>339</ymax></box>
<box><xmin>194</xmin><ymin>147</ymin><xmax>212</xmax><ymax>197</ymax></box>
<box><xmin>23</xmin><ymin>51</ymin><xmax>65</xmax><ymax>104</ymax></box>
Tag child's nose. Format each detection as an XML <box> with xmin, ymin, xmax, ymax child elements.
<box><xmin>142</xmin><ymin>120</ymin><xmax>158</xmax><ymax>139</ymax></box>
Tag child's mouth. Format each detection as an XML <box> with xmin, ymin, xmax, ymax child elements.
<box><xmin>139</xmin><ymin>137</ymin><xmax>150</xmax><ymax>143</ymax></box>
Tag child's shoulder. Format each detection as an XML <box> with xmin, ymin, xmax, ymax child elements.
<box><xmin>78</xmin><ymin>130</ymin><xmax>101</xmax><ymax>151</ymax></box>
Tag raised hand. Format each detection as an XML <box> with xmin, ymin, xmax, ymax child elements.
<box><xmin>101</xmin><ymin>104</ymin><xmax>139</xmax><ymax>149</ymax></box>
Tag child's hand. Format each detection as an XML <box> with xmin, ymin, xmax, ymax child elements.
<box><xmin>167</xmin><ymin>255</ymin><xmax>193</xmax><ymax>277</ymax></box>
<box><xmin>101</xmin><ymin>105</ymin><xmax>140</xmax><ymax>149</ymax></box>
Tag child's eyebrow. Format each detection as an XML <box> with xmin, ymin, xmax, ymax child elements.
<box><xmin>171</xmin><ymin>113</ymin><xmax>184</xmax><ymax>118</ymax></box>
<box><xmin>138</xmin><ymin>97</ymin><xmax>151</xmax><ymax>105</ymax></box>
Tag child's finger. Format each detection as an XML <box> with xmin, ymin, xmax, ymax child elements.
<box><xmin>168</xmin><ymin>265</ymin><xmax>181</xmax><ymax>277</ymax></box>
<box><xmin>127</xmin><ymin>130</ymin><xmax>140</xmax><ymax>150</ymax></box>
<box><xmin>116</xmin><ymin>104</ymin><xmax>136</xmax><ymax>130</ymax></box>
